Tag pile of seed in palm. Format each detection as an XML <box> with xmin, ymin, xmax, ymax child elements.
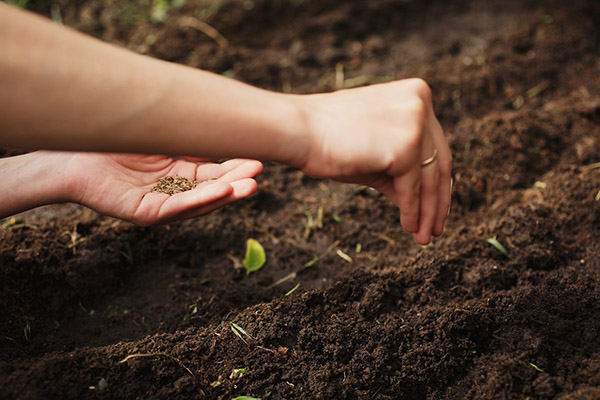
<box><xmin>151</xmin><ymin>175</ymin><xmax>199</xmax><ymax>195</ymax></box>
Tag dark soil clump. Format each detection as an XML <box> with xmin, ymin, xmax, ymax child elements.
<box><xmin>1</xmin><ymin>0</ymin><xmax>599</xmax><ymax>399</ymax></box>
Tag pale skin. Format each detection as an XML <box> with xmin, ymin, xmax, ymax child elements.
<box><xmin>0</xmin><ymin>3</ymin><xmax>451</xmax><ymax>244</ymax></box>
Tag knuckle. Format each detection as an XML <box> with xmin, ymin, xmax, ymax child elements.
<box><xmin>408</xmin><ymin>78</ymin><xmax>433</xmax><ymax>102</ymax></box>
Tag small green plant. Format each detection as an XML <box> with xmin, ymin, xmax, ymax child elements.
<box><xmin>486</xmin><ymin>236</ymin><xmax>508</xmax><ymax>256</ymax></box>
<box><xmin>230</xmin><ymin>322</ymin><xmax>252</xmax><ymax>344</ymax></box>
<box><xmin>529</xmin><ymin>362</ymin><xmax>544</xmax><ymax>372</ymax></box>
<box><xmin>231</xmin><ymin>397</ymin><xmax>261</xmax><ymax>400</ymax></box>
<box><xmin>329</xmin><ymin>213</ymin><xmax>342</xmax><ymax>223</ymax></box>
<box><xmin>232</xmin><ymin>393</ymin><xmax>271</xmax><ymax>400</ymax></box>
<box><xmin>336</xmin><ymin>249</ymin><xmax>353</xmax><ymax>263</ymax></box>
<box><xmin>1</xmin><ymin>216</ymin><xmax>23</xmax><ymax>231</ymax></box>
<box><xmin>120</xmin><ymin>242</ymin><xmax>134</xmax><ymax>265</ymax></box>
<box><xmin>303</xmin><ymin>211</ymin><xmax>314</xmax><ymax>239</ymax></box>
<box><xmin>243</xmin><ymin>239</ymin><xmax>266</xmax><ymax>274</ymax></box>
<box><xmin>285</xmin><ymin>283</ymin><xmax>301</xmax><ymax>296</ymax></box>
<box><xmin>230</xmin><ymin>367</ymin><xmax>247</xmax><ymax>379</ymax></box>
<box><xmin>23</xmin><ymin>321</ymin><xmax>31</xmax><ymax>342</ymax></box>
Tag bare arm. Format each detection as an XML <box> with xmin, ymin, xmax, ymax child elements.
<box><xmin>0</xmin><ymin>3</ymin><xmax>451</xmax><ymax>244</ymax></box>
<box><xmin>0</xmin><ymin>3</ymin><xmax>308</xmax><ymax>164</ymax></box>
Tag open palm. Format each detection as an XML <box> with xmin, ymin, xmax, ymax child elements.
<box><xmin>64</xmin><ymin>153</ymin><xmax>262</xmax><ymax>225</ymax></box>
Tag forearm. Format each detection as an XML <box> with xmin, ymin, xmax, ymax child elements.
<box><xmin>0</xmin><ymin>152</ymin><xmax>73</xmax><ymax>218</ymax></box>
<box><xmin>0</xmin><ymin>4</ymin><xmax>309</xmax><ymax>166</ymax></box>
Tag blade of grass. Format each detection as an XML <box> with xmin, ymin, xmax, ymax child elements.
<box><xmin>486</xmin><ymin>236</ymin><xmax>508</xmax><ymax>256</ymax></box>
<box><xmin>285</xmin><ymin>283</ymin><xmax>301</xmax><ymax>296</ymax></box>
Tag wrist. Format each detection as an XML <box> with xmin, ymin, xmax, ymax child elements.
<box><xmin>273</xmin><ymin>93</ymin><xmax>313</xmax><ymax>168</ymax></box>
<box><xmin>0</xmin><ymin>151</ymin><xmax>76</xmax><ymax>218</ymax></box>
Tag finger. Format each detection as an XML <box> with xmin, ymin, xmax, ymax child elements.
<box><xmin>176</xmin><ymin>156</ymin><xmax>219</xmax><ymax>162</ymax></box>
<box><xmin>172</xmin><ymin>178</ymin><xmax>259</xmax><ymax>221</ymax></box>
<box><xmin>393</xmin><ymin>165</ymin><xmax>421</xmax><ymax>233</ymax></box>
<box><xmin>134</xmin><ymin>181</ymin><xmax>233</xmax><ymax>225</ymax></box>
<box><xmin>412</xmin><ymin>156</ymin><xmax>440</xmax><ymax>245</ymax></box>
<box><xmin>195</xmin><ymin>159</ymin><xmax>262</xmax><ymax>182</ymax></box>
<box><xmin>213</xmin><ymin>160</ymin><xmax>263</xmax><ymax>183</ymax></box>
<box><xmin>428</xmin><ymin>114</ymin><xmax>452</xmax><ymax>236</ymax></box>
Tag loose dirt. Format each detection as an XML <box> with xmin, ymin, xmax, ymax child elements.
<box><xmin>1</xmin><ymin>0</ymin><xmax>599</xmax><ymax>399</ymax></box>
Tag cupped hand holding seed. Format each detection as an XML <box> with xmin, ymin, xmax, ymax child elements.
<box><xmin>296</xmin><ymin>79</ymin><xmax>452</xmax><ymax>244</ymax></box>
<box><xmin>61</xmin><ymin>152</ymin><xmax>263</xmax><ymax>225</ymax></box>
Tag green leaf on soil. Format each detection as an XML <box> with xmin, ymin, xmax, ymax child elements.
<box><xmin>529</xmin><ymin>362</ymin><xmax>544</xmax><ymax>372</ymax></box>
<box><xmin>230</xmin><ymin>367</ymin><xmax>247</xmax><ymax>379</ymax></box>
<box><xmin>304</xmin><ymin>255</ymin><xmax>319</xmax><ymax>267</ymax></box>
<box><xmin>231</xmin><ymin>397</ymin><xmax>261</xmax><ymax>400</ymax></box>
<box><xmin>486</xmin><ymin>236</ymin><xmax>508</xmax><ymax>256</ymax></box>
<box><xmin>336</xmin><ymin>249</ymin><xmax>353</xmax><ymax>263</ymax></box>
<box><xmin>231</xmin><ymin>392</ymin><xmax>271</xmax><ymax>400</ymax></box>
<box><xmin>243</xmin><ymin>239</ymin><xmax>266</xmax><ymax>274</ymax></box>
<box><xmin>1</xmin><ymin>217</ymin><xmax>24</xmax><ymax>231</ymax></box>
<box><xmin>285</xmin><ymin>283</ymin><xmax>301</xmax><ymax>296</ymax></box>
<box><xmin>231</xmin><ymin>322</ymin><xmax>252</xmax><ymax>344</ymax></box>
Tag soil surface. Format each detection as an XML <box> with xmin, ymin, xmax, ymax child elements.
<box><xmin>1</xmin><ymin>0</ymin><xmax>600</xmax><ymax>399</ymax></box>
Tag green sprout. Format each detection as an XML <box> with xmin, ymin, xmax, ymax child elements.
<box><xmin>230</xmin><ymin>367</ymin><xmax>247</xmax><ymax>379</ymax></box>
<box><xmin>231</xmin><ymin>322</ymin><xmax>252</xmax><ymax>344</ymax></box>
<box><xmin>486</xmin><ymin>236</ymin><xmax>508</xmax><ymax>256</ymax></box>
<box><xmin>304</xmin><ymin>255</ymin><xmax>319</xmax><ymax>267</ymax></box>
<box><xmin>243</xmin><ymin>239</ymin><xmax>266</xmax><ymax>274</ymax></box>
<box><xmin>23</xmin><ymin>321</ymin><xmax>31</xmax><ymax>342</ymax></box>
<box><xmin>529</xmin><ymin>362</ymin><xmax>544</xmax><ymax>372</ymax></box>
<box><xmin>285</xmin><ymin>283</ymin><xmax>301</xmax><ymax>296</ymax></box>
<box><xmin>336</xmin><ymin>249</ymin><xmax>353</xmax><ymax>263</ymax></box>
<box><xmin>120</xmin><ymin>242</ymin><xmax>134</xmax><ymax>265</ymax></box>
<box><xmin>150</xmin><ymin>0</ymin><xmax>170</xmax><ymax>22</ymax></box>
<box><xmin>1</xmin><ymin>216</ymin><xmax>24</xmax><ymax>231</ymax></box>
<box><xmin>303</xmin><ymin>211</ymin><xmax>314</xmax><ymax>239</ymax></box>
<box><xmin>232</xmin><ymin>392</ymin><xmax>271</xmax><ymax>400</ymax></box>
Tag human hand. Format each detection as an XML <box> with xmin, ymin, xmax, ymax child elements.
<box><xmin>296</xmin><ymin>79</ymin><xmax>452</xmax><ymax>245</ymax></box>
<box><xmin>62</xmin><ymin>152</ymin><xmax>262</xmax><ymax>225</ymax></box>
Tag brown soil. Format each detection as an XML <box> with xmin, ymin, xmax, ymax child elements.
<box><xmin>1</xmin><ymin>0</ymin><xmax>600</xmax><ymax>399</ymax></box>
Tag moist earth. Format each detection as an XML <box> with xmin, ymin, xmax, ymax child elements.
<box><xmin>1</xmin><ymin>0</ymin><xmax>599</xmax><ymax>399</ymax></box>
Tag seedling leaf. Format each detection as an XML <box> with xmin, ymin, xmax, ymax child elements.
<box><xmin>231</xmin><ymin>322</ymin><xmax>252</xmax><ymax>344</ymax></box>
<box><xmin>336</xmin><ymin>249</ymin><xmax>353</xmax><ymax>263</ymax></box>
<box><xmin>329</xmin><ymin>213</ymin><xmax>342</xmax><ymax>223</ymax></box>
<box><xmin>243</xmin><ymin>239</ymin><xmax>266</xmax><ymax>274</ymax></box>
<box><xmin>285</xmin><ymin>283</ymin><xmax>301</xmax><ymax>296</ymax></box>
<box><xmin>231</xmin><ymin>397</ymin><xmax>261</xmax><ymax>400</ymax></box>
<box><xmin>304</xmin><ymin>255</ymin><xmax>319</xmax><ymax>267</ymax></box>
<box><xmin>230</xmin><ymin>367</ymin><xmax>247</xmax><ymax>379</ymax></box>
<box><xmin>486</xmin><ymin>236</ymin><xmax>508</xmax><ymax>256</ymax></box>
<box><xmin>529</xmin><ymin>362</ymin><xmax>544</xmax><ymax>372</ymax></box>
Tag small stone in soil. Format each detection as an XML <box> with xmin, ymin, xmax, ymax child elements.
<box><xmin>151</xmin><ymin>175</ymin><xmax>199</xmax><ymax>195</ymax></box>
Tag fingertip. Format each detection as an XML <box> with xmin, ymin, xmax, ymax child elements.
<box><xmin>413</xmin><ymin>231</ymin><xmax>432</xmax><ymax>246</ymax></box>
<box><xmin>245</xmin><ymin>160</ymin><xmax>264</xmax><ymax>177</ymax></box>
<box><xmin>230</xmin><ymin>178</ymin><xmax>259</xmax><ymax>198</ymax></box>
